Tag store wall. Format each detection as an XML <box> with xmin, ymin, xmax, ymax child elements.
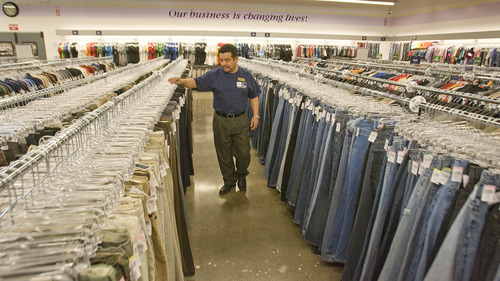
<box><xmin>0</xmin><ymin>1</ymin><xmax>499</xmax><ymax>59</ymax></box>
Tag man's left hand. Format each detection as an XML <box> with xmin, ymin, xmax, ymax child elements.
<box><xmin>250</xmin><ymin>116</ymin><xmax>259</xmax><ymax>130</ymax></box>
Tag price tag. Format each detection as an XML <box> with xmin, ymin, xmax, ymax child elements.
<box><xmin>431</xmin><ymin>169</ymin><xmax>441</xmax><ymax>184</ymax></box>
<box><xmin>387</xmin><ymin>150</ymin><xmax>396</xmax><ymax>163</ymax></box>
<box><xmin>397</xmin><ymin>150</ymin><xmax>406</xmax><ymax>164</ymax></box>
<box><xmin>463</xmin><ymin>175</ymin><xmax>470</xmax><ymax>188</ymax></box>
<box><xmin>336</xmin><ymin>123</ymin><xmax>341</xmax><ymax>132</ymax></box>
<box><xmin>331</xmin><ymin>114</ymin><xmax>336</xmax><ymax>124</ymax></box>
<box><xmin>418</xmin><ymin>162</ymin><xmax>426</xmax><ymax>175</ymax></box>
<box><xmin>160</xmin><ymin>161</ymin><xmax>168</xmax><ymax>177</ymax></box>
<box><xmin>149</xmin><ymin>176</ymin><xmax>157</xmax><ymax>196</ymax></box>
<box><xmin>422</xmin><ymin>154</ymin><xmax>432</xmax><ymax>169</ymax></box>
<box><xmin>146</xmin><ymin>195</ymin><xmax>157</xmax><ymax>214</ymax></box>
<box><xmin>439</xmin><ymin>168</ymin><xmax>452</xmax><ymax>185</ymax></box>
<box><xmin>481</xmin><ymin>185</ymin><xmax>497</xmax><ymax>203</ymax></box>
<box><xmin>356</xmin><ymin>127</ymin><xmax>360</xmax><ymax>137</ymax></box>
<box><xmin>384</xmin><ymin>139</ymin><xmax>389</xmax><ymax>151</ymax></box>
<box><xmin>368</xmin><ymin>131</ymin><xmax>378</xmax><ymax>143</ymax></box>
<box><xmin>451</xmin><ymin>167</ymin><xmax>464</xmax><ymax>183</ymax></box>
<box><xmin>129</xmin><ymin>186</ymin><xmax>147</xmax><ymax>196</ymax></box>
<box><xmin>326</xmin><ymin>113</ymin><xmax>331</xmax><ymax>123</ymax></box>
<box><xmin>411</xmin><ymin>161</ymin><xmax>419</xmax><ymax>175</ymax></box>
<box><xmin>145</xmin><ymin>217</ymin><xmax>152</xmax><ymax>236</ymax></box>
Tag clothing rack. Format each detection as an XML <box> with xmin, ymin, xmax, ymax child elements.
<box><xmin>249</xmin><ymin>58</ymin><xmax>500</xmax><ymax>128</ymax></box>
<box><xmin>0</xmin><ymin>58</ymin><xmax>184</xmax><ymax>225</ymax></box>
<box><xmin>0</xmin><ymin>56</ymin><xmax>113</xmax><ymax>72</ymax></box>
<box><xmin>294</xmin><ymin>57</ymin><xmax>500</xmax><ymax>84</ymax></box>
<box><xmin>0</xmin><ymin>58</ymin><xmax>159</xmax><ymax>110</ymax></box>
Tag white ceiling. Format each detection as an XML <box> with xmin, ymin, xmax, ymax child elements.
<box><xmin>17</xmin><ymin>0</ymin><xmax>499</xmax><ymax>17</ymax></box>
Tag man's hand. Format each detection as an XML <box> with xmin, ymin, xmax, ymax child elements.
<box><xmin>168</xmin><ymin>77</ymin><xmax>182</xmax><ymax>85</ymax></box>
<box><xmin>250</xmin><ymin>116</ymin><xmax>259</xmax><ymax>130</ymax></box>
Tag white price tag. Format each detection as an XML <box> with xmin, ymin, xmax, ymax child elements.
<box><xmin>160</xmin><ymin>161</ymin><xmax>168</xmax><ymax>177</ymax></box>
<box><xmin>145</xmin><ymin>217</ymin><xmax>152</xmax><ymax>236</ymax></box>
<box><xmin>356</xmin><ymin>127</ymin><xmax>360</xmax><ymax>137</ymax></box>
<box><xmin>422</xmin><ymin>154</ymin><xmax>432</xmax><ymax>169</ymax></box>
<box><xmin>129</xmin><ymin>186</ymin><xmax>147</xmax><ymax>196</ymax></box>
<box><xmin>430</xmin><ymin>169</ymin><xmax>441</xmax><ymax>184</ymax></box>
<box><xmin>384</xmin><ymin>139</ymin><xmax>389</xmax><ymax>151</ymax></box>
<box><xmin>463</xmin><ymin>175</ymin><xmax>470</xmax><ymax>188</ymax></box>
<box><xmin>149</xmin><ymin>178</ymin><xmax>157</xmax><ymax>196</ymax></box>
<box><xmin>336</xmin><ymin>123</ymin><xmax>341</xmax><ymax>132</ymax></box>
<box><xmin>397</xmin><ymin>150</ymin><xmax>406</xmax><ymax>164</ymax></box>
<box><xmin>418</xmin><ymin>162</ymin><xmax>426</xmax><ymax>175</ymax></box>
<box><xmin>146</xmin><ymin>195</ymin><xmax>158</xmax><ymax>214</ymax></box>
<box><xmin>451</xmin><ymin>167</ymin><xmax>464</xmax><ymax>183</ymax></box>
<box><xmin>411</xmin><ymin>161</ymin><xmax>419</xmax><ymax>175</ymax></box>
<box><xmin>439</xmin><ymin>168</ymin><xmax>452</xmax><ymax>185</ymax></box>
<box><xmin>368</xmin><ymin>131</ymin><xmax>378</xmax><ymax>143</ymax></box>
<box><xmin>326</xmin><ymin>113</ymin><xmax>331</xmax><ymax>123</ymax></box>
<box><xmin>481</xmin><ymin>185</ymin><xmax>497</xmax><ymax>203</ymax></box>
<box><xmin>387</xmin><ymin>150</ymin><xmax>396</xmax><ymax>163</ymax></box>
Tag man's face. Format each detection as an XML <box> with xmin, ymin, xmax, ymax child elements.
<box><xmin>220</xmin><ymin>52</ymin><xmax>238</xmax><ymax>73</ymax></box>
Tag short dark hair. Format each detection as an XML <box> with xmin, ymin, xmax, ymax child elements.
<box><xmin>218</xmin><ymin>44</ymin><xmax>238</xmax><ymax>59</ymax></box>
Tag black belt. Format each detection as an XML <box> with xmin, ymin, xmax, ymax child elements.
<box><xmin>215</xmin><ymin>111</ymin><xmax>246</xmax><ymax>118</ymax></box>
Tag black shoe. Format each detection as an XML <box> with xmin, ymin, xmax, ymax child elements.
<box><xmin>237</xmin><ymin>178</ymin><xmax>247</xmax><ymax>192</ymax></box>
<box><xmin>219</xmin><ymin>184</ymin><xmax>235</xmax><ymax>195</ymax></box>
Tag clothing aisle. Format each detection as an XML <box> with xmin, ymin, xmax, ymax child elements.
<box><xmin>184</xmin><ymin>91</ymin><xmax>342</xmax><ymax>281</ymax></box>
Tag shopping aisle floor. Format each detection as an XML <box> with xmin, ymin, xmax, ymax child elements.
<box><xmin>185</xmin><ymin>91</ymin><xmax>343</xmax><ymax>281</ymax></box>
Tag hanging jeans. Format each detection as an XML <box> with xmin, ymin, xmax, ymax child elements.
<box><xmin>424</xmin><ymin>170</ymin><xmax>500</xmax><ymax>281</ymax></box>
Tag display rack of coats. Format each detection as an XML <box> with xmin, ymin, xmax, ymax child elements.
<box><xmin>296</xmin><ymin>44</ymin><xmax>357</xmax><ymax>59</ymax></box>
<box><xmin>313</xmin><ymin>65</ymin><xmax>500</xmax><ymax>118</ymax></box>
<box><xmin>0</xmin><ymin>58</ymin><xmax>167</xmax><ymax>167</ymax></box>
<box><xmin>263</xmin><ymin>44</ymin><xmax>293</xmax><ymax>62</ymax></box>
<box><xmin>0</xmin><ymin>59</ymin><xmax>195</xmax><ymax>281</ymax></box>
<box><xmin>236</xmin><ymin>43</ymin><xmax>250</xmax><ymax>59</ymax></box>
<box><xmin>241</xmin><ymin>58</ymin><xmax>500</xmax><ymax>281</ymax></box>
<box><xmin>357</xmin><ymin>42</ymin><xmax>380</xmax><ymax>59</ymax></box>
<box><xmin>0</xmin><ymin>60</ymin><xmax>116</xmax><ymax>98</ymax></box>
<box><xmin>164</xmin><ymin>43</ymin><xmax>180</xmax><ymax>61</ymax></box>
<box><xmin>390</xmin><ymin>42</ymin><xmax>412</xmax><ymax>61</ymax></box>
<box><xmin>193</xmin><ymin>43</ymin><xmax>207</xmax><ymax>65</ymax></box>
<box><xmin>391</xmin><ymin>43</ymin><xmax>500</xmax><ymax>67</ymax></box>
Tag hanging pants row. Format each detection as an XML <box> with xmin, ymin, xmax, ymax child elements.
<box><xmin>251</xmin><ymin>74</ymin><xmax>500</xmax><ymax>281</ymax></box>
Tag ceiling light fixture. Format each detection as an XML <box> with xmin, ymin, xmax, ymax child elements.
<box><xmin>316</xmin><ymin>0</ymin><xmax>397</xmax><ymax>6</ymax></box>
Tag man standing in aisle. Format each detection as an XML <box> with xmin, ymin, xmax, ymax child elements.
<box><xmin>168</xmin><ymin>44</ymin><xmax>260</xmax><ymax>195</ymax></box>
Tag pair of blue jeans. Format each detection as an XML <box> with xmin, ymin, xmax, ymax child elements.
<box><xmin>424</xmin><ymin>170</ymin><xmax>500</xmax><ymax>281</ymax></box>
<box><xmin>304</xmin><ymin>110</ymin><xmax>349</xmax><ymax>248</ymax></box>
<box><xmin>378</xmin><ymin>155</ymin><xmax>446</xmax><ymax>281</ymax></box>
<box><xmin>327</xmin><ymin>118</ymin><xmax>374</xmax><ymax>262</ymax></box>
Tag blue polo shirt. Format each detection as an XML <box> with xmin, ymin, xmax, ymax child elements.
<box><xmin>194</xmin><ymin>66</ymin><xmax>260</xmax><ymax>114</ymax></box>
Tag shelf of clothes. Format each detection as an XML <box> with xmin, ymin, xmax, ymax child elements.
<box><xmin>250</xmin><ymin>71</ymin><xmax>500</xmax><ymax>281</ymax></box>
<box><xmin>0</xmin><ymin>60</ymin><xmax>116</xmax><ymax>98</ymax></box>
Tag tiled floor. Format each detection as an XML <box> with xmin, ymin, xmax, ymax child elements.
<box><xmin>184</xmin><ymin>91</ymin><xmax>342</xmax><ymax>281</ymax></box>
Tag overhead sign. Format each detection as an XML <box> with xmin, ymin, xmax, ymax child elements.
<box><xmin>72</xmin><ymin>30</ymin><xmax>78</xmax><ymax>35</ymax></box>
<box><xmin>265</xmin><ymin>33</ymin><xmax>270</xmax><ymax>37</ymax></box>
<box><xmin>251</xmin><ymin>32</ymin><xmax>256</xmax><ymax>37</ymax></box>
<box><xmin>8</xmin><ymin>24</ymin><xmax>18</xmax><ymax>31</ymax></box>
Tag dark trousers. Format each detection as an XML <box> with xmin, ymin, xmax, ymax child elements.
<box><xmin>213</xmin><ymin>113</ymin><xmax>251</xmax><ymax>186</ymax></box>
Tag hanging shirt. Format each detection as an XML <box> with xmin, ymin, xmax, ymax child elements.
<box><xmin>194</xmin><ymin>66</ymin><xmax>260</xmax><ymax>114</ymax></box>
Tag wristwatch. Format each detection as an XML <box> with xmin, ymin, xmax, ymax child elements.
<box><xmin>253</xmin><ymin>115</ymin><xmax>260</xmax><ymax>119</ymax></box>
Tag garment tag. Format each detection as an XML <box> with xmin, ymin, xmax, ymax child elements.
<box><xmin>160</xmin><ymin>161</ymin><xmax>168</xmax><ymax>177</ymax></box>
<box><xmin>368</xmin><ymin>131</ymin><xmax>378</xmax><ymax>143</ymax></box>
<box><xmin>481</xmin><ymin>185</ymin><xmax>497</xmax><ymax>203</ymax></box>
<box><xmin>356</xmin><ymin>127</ymin><xmax>360</xmax><ymax>137</ymax></box>
<box><xmin>384</xmin><ymin>139</ymin><xmax>389</xmax><ymax>151</ymax></box>
<box><xmin>439</xmin><ymin>168</ymin><xmax>452</xmax><ymax>185</ymax></box>
<box><xmin>331</xmin><ymin>114</ymin><xmax>336</xmax><ymax>125</ymax></box>
<box><xmin>336</xmin><ymin>123</ymin><xmax>341</xmax><ymax>132</ymax></box>
<box><xmin>418</xmin><ymin>162</ymin><xmax>426</xmax><ymax>175</ymax></box>
<box><xmin>430</xmin><ymin>169</ymin><xmax>441</xmax><ymax>184</ymax></box>
<box><xmin>145</xmin><ymin>217</ymin><xmax>152</xmax><ymax>236</ymax></box>
<box><xmin>301</xmin><ymin>103</ymin><xmax>304</xmax><ymax>110</ymax></box>
<box><xmin>387</xmin><ymin>150</ymin><xmax>396</xmax><ymax>163</ymax></box>
<box><xmin>133</xmin><ymin>241</ymin><xmax>139</xmax><ymax>257</ymax></box>
<box><xmin>422</xmin><ymin>154</ymin><xmax>432</xmax><ymax>169</ymax></box>
<box><xmin>149</xmin><ymin>176</ymin><xmax>157</xmax><ymax>196</ymax></box>
<box><xmin>450</xmin><ymin>167</ymin><xmax>464</xmax><ymax>183</ymax></box>
<box><xmin>129</xmin><ymin>186</ymin><xmax>147</xmax><ymax>196</ymax></box>
<box><xmin>397</xmin><ymin>150</ymin><xmax>406</xmax><ymax>164</ymax></box>
<box><xmin>146</xmin><ymin>195</ymin><xmax>157</xmax><ymax>214</ymax></box>
<box><xmin>463</xmin><ymin>175</ymin><xmax>470</xmax><ymax>188</ymax></box>
<box><xmin>411</xmin><ymin>161</ymin><xmax>419</xmax><ymax>175</ymax></box>
<box><xmin>326</xmin><ymin>113</ymin><xmax>331</xmax><ymax>123</ymax></box>
<box><xmin>171</xmin><ymin>122</ymin><xmax>177</xmax><ymax>134</ymax></box>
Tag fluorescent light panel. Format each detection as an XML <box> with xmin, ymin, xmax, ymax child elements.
<box><xmin>316</xmin><ymin>0</ymin><xmax>395</xmax><ymax>5</ymax></box>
